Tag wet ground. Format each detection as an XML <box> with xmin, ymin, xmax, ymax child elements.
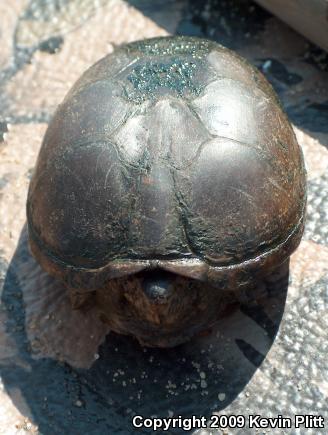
<box><xmin>0</xmin><ymin>1</ymin><xmax>328</xmax><ymax>434</ymax></box>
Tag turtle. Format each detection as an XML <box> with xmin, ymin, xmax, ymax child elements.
<box><xmin>26</xmin><ymin>36</ymin><xmax>306</xmax><ymax>347</ymax></box>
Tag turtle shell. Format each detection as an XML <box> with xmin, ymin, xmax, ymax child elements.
<box><xmin>27</xmin><ymin>36</ymin><xmax>306</xmax><ymax>292</ymax></box>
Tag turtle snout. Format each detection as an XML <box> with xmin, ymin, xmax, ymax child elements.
<box><xmin>142</xmin><ymin>271</ymin><xmax>174</xmax><ymax>304</ymax></box>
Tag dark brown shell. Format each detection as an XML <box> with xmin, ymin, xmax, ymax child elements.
<box><xmin>27</xmin><ymin>36</ymin><xmax>306</xmax><ymax>292</ymax></box>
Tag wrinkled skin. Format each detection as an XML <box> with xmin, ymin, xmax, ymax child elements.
<box><xmin>27</xmin><ymin>36</ymin><xmax>306</xmax><ymax>347</ymax></box>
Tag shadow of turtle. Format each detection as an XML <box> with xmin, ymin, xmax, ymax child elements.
<box><xmin>0</xmin><ymin>226</ymin><xmax>288</xmax><ymax>434</ymax></box>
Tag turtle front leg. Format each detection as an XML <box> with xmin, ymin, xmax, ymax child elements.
<box><xmin>69</xmin><ymin>289</ymin><xmax>95</xmax><ymax>311</ymax></box>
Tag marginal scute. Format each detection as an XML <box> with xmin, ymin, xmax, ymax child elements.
<box><xmin>207</xmin><ymin>50</ymin><xmax>257</xmax><ymax>86</ymax></box>
<box><xmin>158</xmin><ymin>259</ymin><xmax>209</xmax><ymax>281</ymax></box>
<box><xmin>207</xmin><ymin>49</ymin><xmax>275</xmax><ymax>97</ymax></box>
<box><xmin>66</xmin><ymin>49</ymin><xmax>135</xmax><ymax>97</ymax></box>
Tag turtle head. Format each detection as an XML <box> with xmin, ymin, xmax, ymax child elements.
<box><xmin>141</xmin><ymin>270</ymin><xmax>174</xmax><ymax>304</ymax></box>
<box><xmin>93</xmin><ymin>266</ymin><xmax>233</xmax><ymax>347</ymax></box>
